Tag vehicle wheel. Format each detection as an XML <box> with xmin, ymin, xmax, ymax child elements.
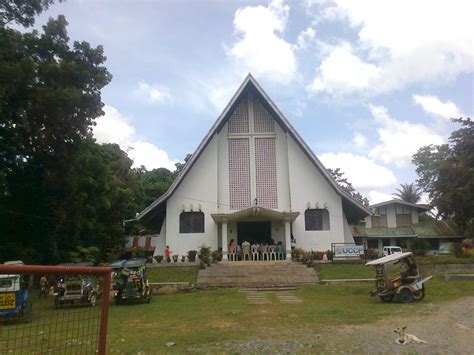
<box><xmin>380</xmin><ymin>294</ymin><xmax>394</xmax><ymax>302</ymax></box>
<box><xmin>89</xmin><ymin>294</ymin><xmax>97</xmax><ymax>307</ymax></box>
<box><xmin>413</xmin><ymin>288</ymin><xmax>425</xmax><ymax>301</ymax></box>
<box><xmin>398</xmin><ymin>288</ymin><xmax>413</xmax><ymax>304</ymax></box>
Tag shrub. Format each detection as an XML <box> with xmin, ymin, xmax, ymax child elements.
<box><xmin>198</xmin><ymin>244</ymin><xmax>212</xmax><ymax>265</ymax></box>
<box><xmin>459</xmin><ymin>239</ymin><xmax>474</xmax><ymax>258</ymax></box>
<box><xmin>412</xmin><ymin>239</ymin><xmax>431</xmax><ymax>256</ymax></box>
<box><xmin>154</xmin><ymin>255</ymin><xmax>164</xmax><ymax>263</ymax></box>
<box><xmin>325</xmin><ymin>250</ymin><xmax>334</xmax><ymax>261</ymax></box>
<box><xmin>69</xmin><ymin>246</ymin><xmax>100</xmax><ymax>263</ymax></box>
<box><xmin>211</xmin><ymin>249</ymin><xmax>222</xmax><ymax>263</ymax></box>
<box><xmin>187</xmin><ymin>250</ymin><xmax>198</xmax><ymax>262</ymax></box>
<box><xmin>199</xmin><ymin>260</ymin><xmax>206</xmax><ymax>269</ymax></box>
<box><xmin>291</xmin><ymin>248</ymin><xmax>305</xmax><ymax>261</ymax></box>
<box><xmin>172</xmin><ymin>254</ymin><xmax>179</xmax><ymax>262</ymax></box>
<box><xmin>181</xmin><ymin>255</ymin><xmax>186</xmax><ymax>262</ymax></box>
<box><xmin>365</xmin><ymin>248</ymin><xmax>378</xmax><ymax>260</ymax></box>
<box><xmin>310</xmin><ymin>251</ymin><xmax>325</xmax><ymax>261</ymax></box>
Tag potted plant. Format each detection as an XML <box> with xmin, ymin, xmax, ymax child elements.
<box><xmin>172</xmin><ymin>254</ymin><xmax>179</xmax><ymax>263</ymax></box>
<box><xmin>187</xmin><ymin>250</ymin><xmax>197</xmax><ymax>262</ymax></box>
<box><xmin>181</xmin><ymin>255</ymin><xmax>186</xmax><ymax>263</ymax></box>
<box><xmin>154</xmin><ymin>255</ymin><xmax>164</xmax><ymax>264</ymax></box>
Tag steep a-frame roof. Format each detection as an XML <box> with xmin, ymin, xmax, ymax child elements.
<box><xmin>137</xmin><ymin>74</ymin><xmax>371</xmax><ymax>224</ymax></box>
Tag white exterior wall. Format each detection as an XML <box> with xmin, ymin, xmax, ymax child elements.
<box><xmin>275</xmin><ymin>126</ymin><xmax>291</xmax><ymax>211</ymax></box>
<box><xmin>386</xmin><ymin>204</ymin><xmax>397</xmax><ymax>228</ymax></box>
<box><xmin>365</xmin><ymin>215</ymin><xmax>372</xmax><ymax>228</ymax></box>
<box><xmin>157</xmin><ymin>94</ymin><xmax>360</xmax><ymax>255</ymax></box>
<box><xmin>411</xmin><ymin>208</ymin><xmax>419</xmax><ymax>224</ymax></box>
<box><xmin>165</xmin><ymin>136</ymin><xmax>219</xmax><ymax>256</ymax></box>
<box><xmin>287</xmin><ymin>137</ymin><xmax>346</xmax><ymax>251</ymax></box>
<box><xmin>343</xmin><ymin>213</ymin><xmax>354</xmax><ymax>243</ymax></box>
<box><xmin>154</xmin><ymin>222</ymin><xmax>166</xmax><ymax>257</ymax></box>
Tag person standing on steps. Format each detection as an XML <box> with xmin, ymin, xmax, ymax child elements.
<box><xmin>291</xmin><ymin>235</ymin><xmax>296</xmax><ymax>250</ymax></box>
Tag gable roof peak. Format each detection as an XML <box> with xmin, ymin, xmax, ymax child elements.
<box><xmin>136</xmin><ymin>74</ymin><xmax>371</xmax><ymax>222</ymax></box>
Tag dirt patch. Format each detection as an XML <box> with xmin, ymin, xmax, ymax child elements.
<box><xmin>319</xmin><ymin>296</ymin><xmax>474</xmax><ymax>354</ymax></box>
<box><xmin>190</xmin><ymin>297</ymin><xmax>474</xmax><ymax>354</ymax></box>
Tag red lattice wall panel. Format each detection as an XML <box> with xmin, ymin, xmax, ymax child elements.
<box><xmin>253</xmin><ymin>98</ymin><xmax>275</xmax><ymax>133</ymax></box>
<box><xmin>255</xmin><ymin>138</ymin><xmax>278</xmax><ymax>209</ymax></box>
<box><xmin>228</xmin><ymin>138</ymin><xmax>251</xmax><ymax>210</ymax></box>
<box><xmin>228</xmin><ymin>95</ymin><xmax>249</xmax><ymax>134</ymax></box>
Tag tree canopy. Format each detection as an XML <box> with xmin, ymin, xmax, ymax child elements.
<box><xmin>327</xmin><ymin>168</ymin><xmax>369</xmax><ymax>207</ymax></box>
<box><xmin>392</xmin><ymin>183</ymin><xmax>422</xmax><ymax>204</ymax></box>
<box><xmin>413</xmin><ymin>118</ymin><xmax>474</xmax><ymax>236</ymax></box>
<box><xmin>0</xmin><ymin>1</ymin><xmax>179</xmax><ymax>263</ymax></box>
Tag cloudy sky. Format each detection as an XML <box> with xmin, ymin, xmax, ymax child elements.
<box><xmin>36</xmin><ymin>0</ymin><xmax>473</xmax><ymax>204</ymax></box>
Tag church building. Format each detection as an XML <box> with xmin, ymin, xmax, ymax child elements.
<box><xmin>136</xmin><ymin>75</ymin><xmax>371</xmax><ymax>260</ymax></box>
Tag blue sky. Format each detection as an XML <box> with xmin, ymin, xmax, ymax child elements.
<box><xmin>35</xmin><ymin>0</ymin><xmax>473</xmax><ymax>204</ymax></box>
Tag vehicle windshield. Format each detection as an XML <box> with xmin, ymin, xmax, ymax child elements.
<box><xmin>0</xmin><ymin>276</ymin><xmax>19</xmax><ymax>290</ymax></box>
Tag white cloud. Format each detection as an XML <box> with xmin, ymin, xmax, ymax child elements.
<box><xmin>307</xmin><ymin>0</ymin><xmax>474</xmax><ymax>96</ymax></box>
<box><xmin>318</xmin><ymin>152</ymin><xmax>397</xmax><ymax>190</ymax></box>
<box><xmin>352</xmin><ymin>132</ymin><xmax>367</xmax><ymax>148</ymax></box>
<box><xmin>367</xmin><ymin>190</ymin><xmax>393</xmax><ymax>205</ymax></box>
<box><xmin>413</xmin><ymin>95</ymin><xmax>464</xmax><ymax>119</ymax></box>
<box><xmin>229</xmin><ymin>0</ymin><xmax>296</xmax><ymax>83</ymax></box>
<box><xmin>93</xmin><ymin>105</ymin><xmax>135</xmax><ymax>146</ymax></box>
<box><xmin>93</xmin><ymin>105</ymin><xmax>177</xmax><ymax>171</ymax></box>
<box><xmin>296</xmin><ymin>27</ymin><xmax>316</xmax><ymax>49</ymax></box>
<box><xmin>368</xmin><ymin>104</ymin><xmax>444</xmax><ymax>167</ymax></box>
<box><xmin>307</xmin><ymin>43</ymin><xmax>381</xmax><ymax>95</ymax></box>
<box><xmin>135</xmin><ymin>80</ymin><xmax>171</xmax><ymax>103</ymax></box>
<box><xmin>125</xmin><ymin>141</ymin><xmax>177</xmax><ymax>171</ymax></box>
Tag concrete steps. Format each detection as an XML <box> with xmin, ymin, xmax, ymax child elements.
<box><xmin>196</xmin><ymin>261</ymin><xmax>318</xmax><ymax>287</ymax></box>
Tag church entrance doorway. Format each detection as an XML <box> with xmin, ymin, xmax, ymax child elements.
<box><xmin>237</xmin><ymin>221</ymin><xmax>272</xmax><ymax>245</ymax></box>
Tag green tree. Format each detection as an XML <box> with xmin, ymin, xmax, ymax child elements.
<box><xmin>327</xmin><ymin>168</ymin><xmax>369</xmax><ymax>207</ymax></box>
<box><xmin>174</xmin><ymin>153</ymin><xmax>192</xmax><ymax>176</ymax></box>
<box><xmin>413</xmin><ymin>118</ymin><xmax>474</xmax><ymax>235</ymax></box>
<box><xmin>1</xmin><ymin>0</ymin><xmax>55</xmax><ymax>28</ymax></box>
<box><xmin>0</xmin><ymin>3</ymin><xmax>117</xmax><ymax>263</ymax></box>
<box><xmin>392</xmin><ymin>183</ymin><xmax>422</xmax><ymax>203</ymax></box>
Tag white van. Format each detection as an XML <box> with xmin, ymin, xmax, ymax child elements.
<box><xmin>382</xmin><ymin>246</ymin><xmax>403</xmax><ymax>257</ymax></box>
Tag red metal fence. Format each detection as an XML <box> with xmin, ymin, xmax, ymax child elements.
<box><xmin>0</xmin><ymin>264</ymin><xmax>111</xmax><ymax>354</ymax></box>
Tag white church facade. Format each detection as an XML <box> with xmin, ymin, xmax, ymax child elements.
<box><xmin>136</xmin><ymin>75</ymin><xmax>371</xmax><ymax>260</ymax></box>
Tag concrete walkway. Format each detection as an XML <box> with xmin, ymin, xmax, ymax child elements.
<box><xmin>240</xmin><ymin>287</ymin><xmax>303</xmax><ymax>305</ymax></box>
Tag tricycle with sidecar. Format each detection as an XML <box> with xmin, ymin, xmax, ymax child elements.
<box><xmin>366</xmin><ymin>252</ymin><xmax>433</xmax><ymax>303</ymax></box>
<box><xmin>111</xmin><ymin>258</ymin><xmax>151</xmax><ymax>305</ymax></box>
<box><xmin>0</xmin><ymin>262</ymin><xmax>31</xmax><ymax>321</ymax></box>
<box><xmin>55</xmin><ymin>261</ymin><xmax>101</xmax><ymax>307</ymax></box>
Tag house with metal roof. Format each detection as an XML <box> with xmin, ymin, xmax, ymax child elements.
<box><xmin>136</xmin><ymin>74</ymin><xmax>371</xmax><ymax>260</ymax></box>
<box><xmin>352</xmin><ymin>199</ymin><xmax>462</xmax><ymax>252</ymax></box>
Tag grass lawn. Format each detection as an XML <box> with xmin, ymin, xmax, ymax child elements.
<box><xmin>3</xmin><ymin>279</ymin><xmax>473</xmax><ymax>353</ymax></box>
<box><xmin>416</xmin><ymin>256</ymin><xmax>474</xmax><ymax>264</ymax></box>
<box><xmin>315</xmin><ymin>263</ymin><xmax>373</xmax><ymax>280</ymax></box>
<box><xmin>147</xmin><ymin>266</ymin><xmax>198</xmax><ymax>283</ymax></box>
<box><xmin>106</xmin><ymin>279</ymin><xmax>474</xmax><ymax>353</ymax></box>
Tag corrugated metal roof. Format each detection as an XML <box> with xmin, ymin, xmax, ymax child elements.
<box><xmin>351</xmin><ymin>219</ymin><xmax>461</xmax><ymax>238</ymax></box>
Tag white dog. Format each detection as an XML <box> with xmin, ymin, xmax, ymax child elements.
<box><xmin>394</xmin><ymin>326</ymin><xmax>427</xmax><ymax>345</ymax></box>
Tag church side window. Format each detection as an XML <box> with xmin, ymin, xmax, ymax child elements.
<box><xmin>179</xmin><ymin>212</ymin><xmax>204</xmax><ymax>233</ymax></box>
<box><xmin>305</xmin><ymin>209</ymin><xmax>330</xmax><ymax>231</ymax></box>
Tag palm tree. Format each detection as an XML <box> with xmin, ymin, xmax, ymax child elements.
<box><xmin>393</xmin><ymin>183</ymin><xmax>422</xmax><ymax>203</ymax></box>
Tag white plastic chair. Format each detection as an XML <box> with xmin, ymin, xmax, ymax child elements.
<box><xmin>268</xmin><ymin>245</ymin><xmax>276</xmax><ymax>260</ymax></box>
<box><xmin>251</xmin><ymin>244</ymin><xmax>260</xmax><ymax>261</ymax></box>
<box><xmin>261</xmin><ymin>244</ymin><xmax>269</xmax><ymax>261</ymax></box>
